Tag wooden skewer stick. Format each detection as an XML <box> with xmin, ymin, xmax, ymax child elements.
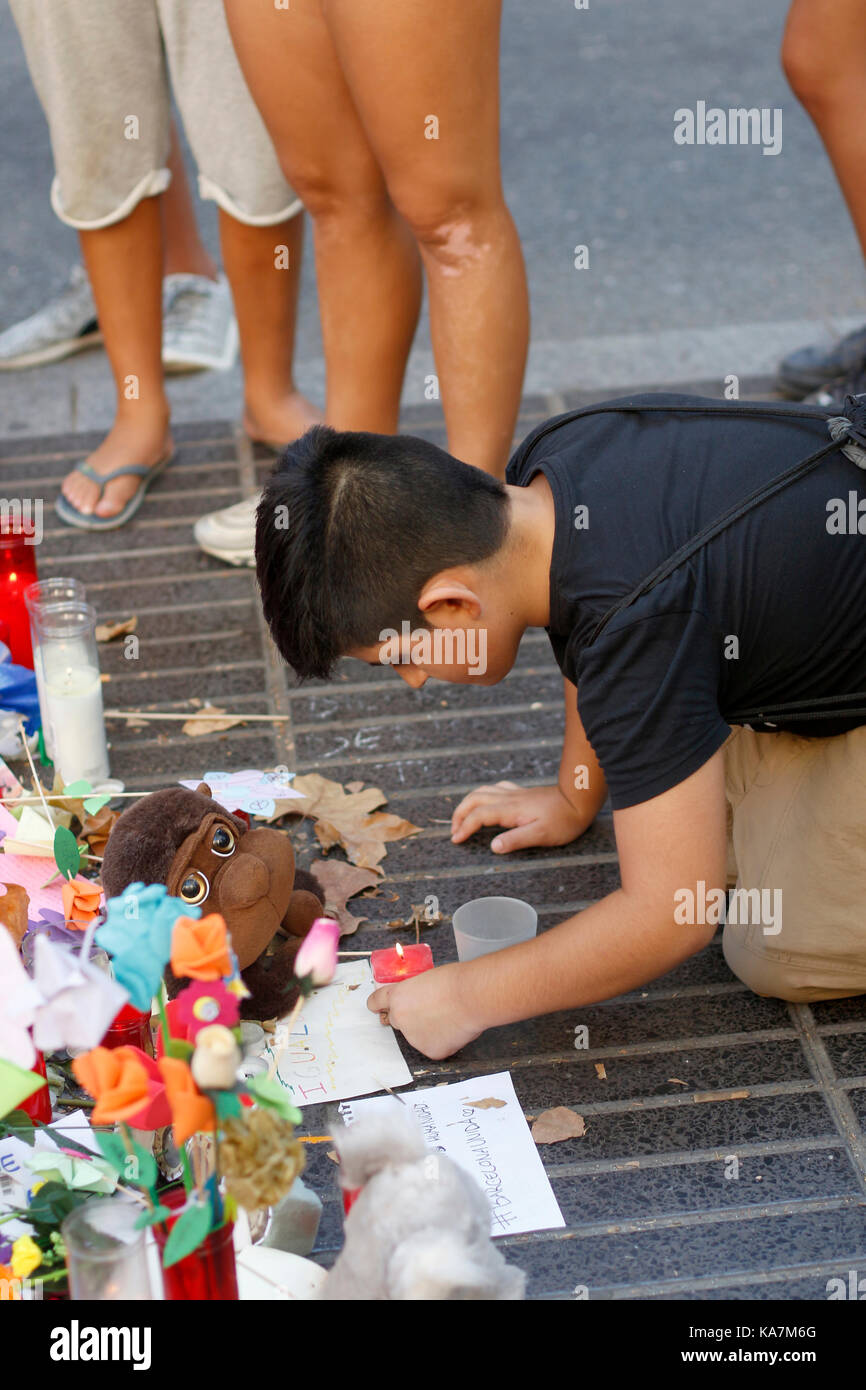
<box><xmin>103</xmin><ymin>709</ymin><xmax>290</xmax><ymax>722</ymax></box>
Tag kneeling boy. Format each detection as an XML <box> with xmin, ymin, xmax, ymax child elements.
<box><xmin>255</xmin><ymin>394</ymin><xmax>866</xmax><ymax>1059</ymax></box>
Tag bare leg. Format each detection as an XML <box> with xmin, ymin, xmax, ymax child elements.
<box><xmin>62</xmin><ymin>197</ymin><xmax>172</xmax><ymax>519</ymax></box>
<box><xmin>783</xmin><ymin>0</ymin><xmax>866</xmax><ymax>262</ymax></box>
<box><xmin>324</xmin><ymin>0</ymin><xmax>528</xmax><ymax>476</ymax></box>
<box><xmin>163</xmin><ymin>122</ymin><xmax>219</xmax><ymax>280</ymax></box>
<box><xmin>223</xmin><ymin>0</ymin><xmax>422</xmax><ymax>433</ymax></box>
<box><xmin>218</xmin><ymin>207</ymin><xmax>320</xmax><ymax>443</ymax></box>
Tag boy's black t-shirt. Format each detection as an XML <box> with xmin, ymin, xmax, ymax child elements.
<box><xmin>506</xmin><ymin>393</ymin><xmax>866</xmax><ymax>810</ymax></box>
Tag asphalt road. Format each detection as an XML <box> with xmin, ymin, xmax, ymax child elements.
<box><xmin>0</xmin><ymin>0</ymin><xmax>863</xmax><ymax>434</ymax></box>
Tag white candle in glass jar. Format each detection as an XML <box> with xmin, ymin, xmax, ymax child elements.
<box><xmin>42</xmin><ymin>662</ymin><xmax>110</xmax><ymax>784</ymax></box>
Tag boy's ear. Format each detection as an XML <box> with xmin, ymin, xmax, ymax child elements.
<box><xmin>417</xmin><ymin>576</ymin><xmax>482</xmax><ymax>619</ymax></box>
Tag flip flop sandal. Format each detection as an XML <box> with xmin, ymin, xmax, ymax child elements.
<box><xmin>54</xmin><ymin>452</ymin><xmax>173</xmax><ymax>531</ymax></box>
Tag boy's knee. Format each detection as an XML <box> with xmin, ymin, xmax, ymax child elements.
<box><xmin>389</xmin><ymin>182</ymin><xmax>500</xmax><ymax>266</ymax></box>
<box><xmin>781</xmin><ymin>18</ymin><xmax>844</xmax><ymax>110</ymax></box>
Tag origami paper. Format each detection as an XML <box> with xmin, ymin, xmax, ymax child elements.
<box><xmin>24</xmin><ymin>1150</ymin><xmax>118</xmax><ymax>1195</ymax></box>
<box><xmin>72</xmin><ymin>1045</ymin><xmax>171</xmax><ymax>1129</ymax></box>
<box><xmin>158</xmin><ymin>1056</ymin><xmax>216</xmax><ymax>1145</ymax></box>
<box><xmin>0</xmin><ymin>1058</ymin><xmax>45</xmax><ymax>1119</ymax></box>
<box><xmin>97</xmin><ymin>883</ymin><xmax>197</xmax><ymax>1012</ymax></box>
<box><xmin>170</xmin><ymin>914</ymin><xmax>232</xmax><ymax>982</ymax></box>
<box><xmin>29</xmin><ymin>933</ymin><xmax>128</xmax><ymax>1055</ymax></box>
<box><xmin>0</xmin><ymin>923</ymin><xmax>43</xmax><ymax>1068</ymax></box>
<box><xmin>175</xmin><ymin>980</ymin><xmax>239</xmax><ymax>1041</ymax></box>
<box><xmin>60</xmin><ymin>877</ymin><xmax>102</xmax><ymax>931</ymax></box>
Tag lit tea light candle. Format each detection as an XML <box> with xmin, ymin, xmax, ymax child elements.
<box><xmin>38</xmin><ymin>603</ymin><xmax>110</xmax><ymax>785</ymax></box>
<box><xmin>370</xmin><ymin>940</ymin><xmax>434</xmax><ymax>984</ymax></box>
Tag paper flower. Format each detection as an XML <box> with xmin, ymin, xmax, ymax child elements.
<box><xmin>97</xmin><ymin>883</ymin><xmax>198</xmax><ymax>1012</ymax></box>
<box><xmin>175</xmin><ymin>980</ymin><xmax>240</xmax><ymax>1040</ymax></box>
<box><xmin>0</xmin><ymin>924</ymin><xmax>43</xmax><ymax>1069</ymax></box>
<box><xmin>25</xmin><ymin>1150</ymin><xmax>118</xmax><ymax>1195</ymax></box>
<box><xmin>71</xmin><ymin>1045</ymin><xmax>170</xmax><ymax>1129</ymax></box>
<box><xmin>60</xmin><ymin>877</ymin><xmax>102</xmax><ymax>931</ymax></box>
<box><xmin>170</xmin><ymin>914</ymin><xmax>232</xmax><ymax>981</ymax></box>
<box><xmin>157</xmin><ymin>1056</ymin><xmax>216</xmax><ymax>1146</ymax></box>
<box><xmin>29</xmin><ymin>934</ymin><xmax>128</xmax><ymax>1054</ymax></box>
<box><xmin>10</xmin><ymin>1236</ymin><xmax>42</xmax><ymax>1280</ymax></box>
<box><xmin>190</xmin><ymin>1025</ymin><xmax>241</xmax><ymax>1090</ymax></box>
<box><xmin>221</xmin><ymin>1108</ymin><xmax>304</xmax><ymax>1211</ymax></box>
<box><xmin>294</xmin><ymin>916</ymin><xmax>340</xmax><ymax>987</ymax></box>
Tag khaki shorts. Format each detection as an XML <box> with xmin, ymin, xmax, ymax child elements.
<box><xmin>723</xmin><ymin>724</ymin><xmax>866</xmax><ymax>1002</ymax></box>
<box><xmin>9</xmin><ymin>0</ymin><xmax>300</xmax><ymax>229</ymax></box>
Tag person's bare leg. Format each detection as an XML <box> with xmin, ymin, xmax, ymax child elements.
<box><xmin>324</xmin><ymin>0</ymin><xmax>528</xmax><ymax>476</ymax></box>
<box><xmin>162</xmin><ymin>121</ymin><xmax>218</xmax><ymax>280</ymax></box>
<box><xmin>223</xmin><ymin>0</ymin><xmax>421</xmax><ymax>433</ymax></box>
<box><xmin>62</xmin><ymin>196</ymin><xmax>172</xmax><ymax>519</ymax></box>
<box><xmin>218</xmin><ymin>207</ymin><xmax>320</xmax><ymax>443</ymax></box>
<box><xmin>783</xmin><ymin>0</ymin><xmax>866</xmax><ymax>261</ymax></box>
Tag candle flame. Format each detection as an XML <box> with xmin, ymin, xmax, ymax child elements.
<box><xmin>395</xmin><ymin>941</ymin><xmax>405</xmax><ymax>960</ymax></box>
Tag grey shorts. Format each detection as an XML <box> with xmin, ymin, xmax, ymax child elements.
<box><xmin>9</xmin><ymin>0</ymin><xmax>301</xmax><ymax>228</ymax></box>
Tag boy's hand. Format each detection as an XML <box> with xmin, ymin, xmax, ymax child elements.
<box><xmin>451</xmin><ymin>781</ymin><xmax>589</xmax><ymax>853</ymax></box>
<box><xmin>368</xmin><ymin>964</ymin><xmax>482</xmax><ymax>1060</ymax></box>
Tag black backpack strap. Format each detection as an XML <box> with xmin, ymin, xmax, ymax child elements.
<box><xmin>520</xmin><ymin>396</ymin><xmax>866</xmax><ymax>725</ymax></box>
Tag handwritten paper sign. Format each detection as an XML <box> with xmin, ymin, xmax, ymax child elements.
<box><xmin>179</xmin><ymin>768</ymin><xmax>304</xmax><ymax>819</ymax></box>
<box><xmin>262</xmin><ymin>960</ymin><xmax>411</xmax><ymax>1106</ymax></box>
<box><xmin>340</xmin><ymin>1072</ymin><xmax>564</xmax><ymax>1237</ymax></box>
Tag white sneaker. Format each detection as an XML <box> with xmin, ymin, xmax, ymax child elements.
<box><xmin>0</xmin><ymin>265</ymin><xmax>101</xmax><ymax>370</ymax></box>
<box><xmin>162</xmin><ymin>272</ymin><xmax>238</xmax><ymax>373</ymax></box>
<box><xmin>194</xmin><ymin>492</ymin><xmax>261</xmax><ymax>566</ymax></box>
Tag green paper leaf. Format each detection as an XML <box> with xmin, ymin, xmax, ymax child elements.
<box><xmin>161</xmin><ymin>1199</ymin><xmax>213</xmax><ymax>1268</ymax></box>
<box><xmin>245</xmin><ymin>1074</ymin><xmax>302</xmax><ymax>1125</ymax></box>
<box><xmin>93</xmin><ymin>1129</ymin><xmax>128</xmax><ymax>1176</ymax></box>
<box><xmin>129</xmin><ymin>1139</ymin><xmax>158</xmax><ymax>1190</ymax></box>
<box><xmin>164</xmin><ymin>1038</ymin><xmax>194</xmax><ymax>1062</ymax></box>
<box><xmin>53</xmin><ymin>824</ymin><xmax>81</xmax><ymax>879</ymax></box>
<box><xmin>62</xmin><ymin>779</ymin><xmax>93</xmax><ymax>797</ymax></box>
<box><xmin>134</xmin><ymin>1203</ymin><xmax>172</xmax><ymax>1230</ymax></box>
<box><xmin>83</xmin><ymin>794</ymin><xmax>111</xmax><ymax>815</ymax></box>
<box><xmin>1</xmin><ymin>1111</ymin><xmax>36</xmax><ymax>1145</ymax></box>
<box><xmin>0</xmin><ymin>1059</ymin><xmax>47</xmax><ymax>1120</ymax></box>
<box><xmin>213</xmin><ymin>1090</ymin><xmax>243</xmax><ymax>1122</ymax></box>
<box><xmin>37</xmin><ymin>727</ymin><xmax>53</xmax><ymax>768</ymax></box>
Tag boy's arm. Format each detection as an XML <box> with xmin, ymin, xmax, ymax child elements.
<box><xmin>370</xmin><ymin>749</ymin><xmax>727</xmax><ymax>1058</ymax></box>
<box><xmin>451</xmin><ymin>679</ymin><xmax>608</xmax><ymax>851</ymax></box>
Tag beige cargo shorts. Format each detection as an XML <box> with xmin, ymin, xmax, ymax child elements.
<box><xmin>9</xmin><ymin>0</ymin><xmax>301</xmax><ymax>228</ymax></box>
<box><xmin>723</xmin><ymin>723</ymin><xmax>866</xmax><ymax>1002</ymax></box>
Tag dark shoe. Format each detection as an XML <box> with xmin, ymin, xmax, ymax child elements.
<box><xmin>803</xmin><ymin>368</ymin><xmax>866</xmax><ymax>409</ymax></box>
<box><xmin>777</xmin><ymin>324</ymin><xmax>866</xmax><ymax>399</ymax></box>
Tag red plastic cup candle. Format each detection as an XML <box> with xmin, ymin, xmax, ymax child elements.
<box><xmin>370</xmin><ymin>940</ymin><xmax>434</xmax><ymax>984</ymax></box>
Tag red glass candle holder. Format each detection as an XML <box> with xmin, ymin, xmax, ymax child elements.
<box><xmin>19</xmin><ymin>1051</ymin><xmax>51</xmax><ymax>1124</ymax></box>
<box><xmin>342</xmin><ymin>1186</ymin><xmax>362</xmax><ymax>1217</ymax></box>
<box><xmin>100</xmin><ymin>1003</ymin><xmax>152</xmax><ymax>1052</ymax></box>
<box><xmin>153</xmin><ymin>1185</ymin><xmax>238</xmax><ymax>1300</ymax></box>
<box><xmin>0</xmin><ymin>525</ymin><xmax>38</xmax><ymax>668</ymax></box>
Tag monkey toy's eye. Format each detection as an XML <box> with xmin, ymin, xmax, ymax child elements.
<box><xmin>211</xmin><ymin>825</ymin><xmax>237</xmax><ymax>857</ymax></box>
<box><xmin>179</xmin><ymin>870</ymin><xmax>209</xmax><ymax>905</ymax></box>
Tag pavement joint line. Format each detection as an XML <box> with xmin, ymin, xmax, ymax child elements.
<box><xmin>787</xmin><ymin>1003</ymin><xmax>866</xmax><ymax>1198</ymax></box>
<box><xmin>296</xmin><ymin>733</ymin><xmax>565</xmax><ymax>770</ymax></box>
<box><xmin>532</xmin><ymin>1256</ymin><xmax>866</xmax><ymax>1300</ymax></box>
<box><xmin>105</xmin><ymin>626</ymin><xmax>251</xmax><ymax>648</ymax></box>
<box><xmin>93</xmin><ymin>598</ymin><xmax>254</xmax><ymax>618</ymax></box>
<box><xmin>409</xmin><ymin>1028</ymin><xmax>804</xmax><ymax>1074</ymax></box>
<box><xmin>288</xmin><ymin>665</ymin><xmax>559</xmax><ymax>701</ymax></box>
<box><xmin>532</xmin><ymin>1076</ymin><xmax>827</xmax><ymax>1117</ymax></box>
<box><xmin>237</xmin><ymin>423</ymin><xmax>297</xmax><ymax>770</ymax></box>
<box><xmin>291</xmin><ymin>696</ymin><xmax>563</xmax><ymax>737</ymax></box>
<box><xmin>817</xmin><ymin>1020</ymin><xmax>866</xmax><ymax>1037</ymax></box>
<box><xmin>516</xmin><ymin>1194</ymin><xmax>865</xmax><ymax>1244</ymax></box>
<box><xmin>544</xmin><ymin>1135</ymin><xmax>846</xmax><ymax>1177</ymax></box>
<box><xmin>372</xmin><ymin>851</ymin><xmax>620</xmax><ymax>883</ymax></box>
<box><xmin>103</xmin><ymin>658</ymin><xmax>265</xmax><ymax>683</ymax></box>
<box><xmin>75</xmin><ymin>570</ymin><xmax>252</xmax><ymax>592</ymax></box>
<box><xmin>0</xmin><ymin>433</ymin><xmax>236</xmax><ymax>465</ymax></box>
<box><xmin>37</xmin><ymin>543</ymin><xmax>213</xmax><ymax>565</ymax></box>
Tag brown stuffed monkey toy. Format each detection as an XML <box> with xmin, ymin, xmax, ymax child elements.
<box><xmin>101</xmin><ymin>782</ymin><xmax>325</xmax><ymax>1019</ymax></box>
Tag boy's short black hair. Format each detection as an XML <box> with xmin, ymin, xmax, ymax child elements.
<box><xmin>255</xmin><ymin>425</ymin><xmax>509</xmax><ymax>680</ymax></box>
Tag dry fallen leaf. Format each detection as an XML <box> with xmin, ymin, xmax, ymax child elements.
<box><xmin>309</xmin><ymin>858</ymin><xmax>380</xmax><ymax>936</ymax></box>
<box><xmin>668</xmin><ymin>1078</ymin><xmax>688</xmax><ymax>1087</ymax></box>
<box><xmin>531</xmin><ymin>1106</ymin><xmax>587</xmax><ymax>1145</ymax></box>
<box><xmin>292</xmin><ymin>772</ymin><xmax>421</xmax><ymax>873</ymax></box>
<box><xmin>326</xmin><ymin>1150</ymin><xmax>339</xmax><ymax>1164</ymax></box>
<box><xmin>462</xmin><ymin>1097</ymin><xmax>506</xmax><ymax>1110</ymax></box>
<box><xmin>96</xmin><ymin>616</ymin><xmax>138</xmax><ymax>643</ymax></box>
<box><xmin>693</xmin><ymin>1089</ymin><xmax>750</xmax><ymax>1103</ymax></box>
<box><xmin>81</xmin><ymin>804</ymin><xmax>120</xmax><ymax>857</ymax></box>
<box><xmin>345</xmin><ymin>781</ymin><xmax>365</xmax><ymax>794</ymax></box>
<box><xmin>595</xmin><ymin>1063</ymin><xmax>607</xmax><ymax>1080</ymax></box>
<box><xmin>0</xmin><ymin>884</ymin><xmax>30</xmax><ymax>948</ymax></box>
<box><xmin>181</xmin><ymin>705</ymin><xmax>246</xmax><ymax>737</ymax></box>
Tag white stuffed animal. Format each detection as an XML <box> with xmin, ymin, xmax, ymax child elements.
<box><xmin>321</xmin><ymin>1109</ymin><xmax>526</xmax><ymax>1301</ymax></box>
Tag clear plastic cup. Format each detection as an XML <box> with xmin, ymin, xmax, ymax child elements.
<box><xmin>24</xmin><ymin>579</ymin><xmax>87</xmax><ymax>761</ymax></box>
<box><xmin>451</xmin><ymin>895</ymin><xmax>538</xmax><ymax>961</ymax></box>
<box><xmin>62</xmin><ymin>1196</ymin><xmax>153</xmax><ymax>1300</ymax></box>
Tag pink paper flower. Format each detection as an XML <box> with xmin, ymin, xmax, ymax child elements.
<box><xmin>294</xmin><ymin>917</ymin><xmax>340</xmax><ymax>987</ymax></box>
<box><xmin>175</xmin><ymin>979</ymin><xmax>240</xmax><ymax>1041</ymax></box>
